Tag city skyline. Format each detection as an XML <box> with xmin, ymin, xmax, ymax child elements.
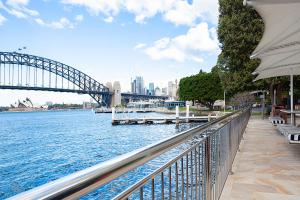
<box><xmin>0</xmin><ymin>0</ymin><xmax>220</xmax><ymax>106</ymax></box>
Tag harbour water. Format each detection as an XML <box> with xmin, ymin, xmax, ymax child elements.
<box><xmin>0</xmin><ymin>110</ymin><xmax>200</xmax><ymax>199</ymax></box>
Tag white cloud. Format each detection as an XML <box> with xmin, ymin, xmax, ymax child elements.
<box><xmin>0</xmin><ymin>13</ymin><xmax>7</xmax><ymax>25</ymax></box>
<box><xmin>35</xmin><ymin>17</ymin><xmax>75</xmax><ymax>29</ymax></box>
<box><xmin>103</xmin><ymin>16</ymin><xmax>113</xmax><ymax>23</ymax></box>
<box><xmin>191</xmin><ymin>56</ymin><xmax>204</xmax><ymax>63</ymax></box>
<box><xmin>137</xmin><ymin>22</ymin><xmax>219</xmax><ymax>63</ymax></box>
<box><xmin>75</xmin><ymin>14</ymin><xmax>83</xmax><ymax>22</ymax></box>
<box><xmin>134</xmin><ymin>43</ymin><xmax>147</xmax><ymax>50</ymax></box>
<box><xmin>61</xmin><ymin>0</ymin><xmax>121</xmax><ymax>16</ymax></box>
<box><xmin>124</xmin><ymin>0</ymin><xmax>174</xmax><ymax>24</ymax></box>
<box><xmin>6</xmin><ymin>0</ymin><xmax>29</xmax><ymax>6</ymax></box>
<box><xmin>164</xmin><ymin>0</ymin><xmax>219</xmax><ymax>25</ymax></box>
<box><xmin>1</xmin><ymin>0</ymin><xmax>39</xmax><ymax>18</ymax></box>
<box><xmin>61</xmin><ymin>0</ymin><xmax>219</xmax><ymax>25</ymax></box>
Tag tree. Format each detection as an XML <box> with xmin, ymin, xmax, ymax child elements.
<box><xmin>216</xmin><ymin>0</ymin><xmax>265</xmax><ymax>96</ymax></box>
<box><xmin>179</xmin><ymin>71</ymin><xmax>223</xmax><ymax>109</ymax></box>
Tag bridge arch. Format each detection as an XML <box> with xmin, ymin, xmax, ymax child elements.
<box><xmin>0</xmin><ymin>52</ymin><xmax>111</xmax><ymax>106</ymax></box>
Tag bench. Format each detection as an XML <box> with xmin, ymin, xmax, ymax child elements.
<box><xmin>269</xmin><ymin>116</ymin><xmax>285</xmax><ymax>125</ymax></box>
<box><xmin>277</xmin><ymin>124</ymin><xmax>300</xmax><ymax>144</ymax></box>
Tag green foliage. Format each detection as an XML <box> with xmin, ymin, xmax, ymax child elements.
<box><xmin>179</xmin><ymin>71</ymin><xmax>223</xmax><ymax>109</ymax></box>
<box><xmin>216</xmin><ymin>0</ymin><xmax>266</xmax><ymax>96</ymax></box>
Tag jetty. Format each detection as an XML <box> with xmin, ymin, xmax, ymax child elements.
<box><xmin>111</xmin><ymin>105</ymin><xmax>218</xmax><ymax>125</ymax></box>
<box><xmin>112</xmin><ymin>116</ymin><xmax>216</xmax><ymax>125</ymax></box>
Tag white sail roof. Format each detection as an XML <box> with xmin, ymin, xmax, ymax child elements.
<box><xmin>244</xmin><ymin>0</ymin><xmax>300</xmax><ymax>80</ymax></box>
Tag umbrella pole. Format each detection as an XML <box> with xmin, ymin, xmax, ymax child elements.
<box><xmin>290</xmin><ymin>74</ymin><xmax>294</xmax><ymax>125</ymax></box>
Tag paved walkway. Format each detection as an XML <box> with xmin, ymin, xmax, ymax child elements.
<box><xmin>220</xmin><ymin>117</ymin><xmax>300</xmax><ymax>200</ymax></box>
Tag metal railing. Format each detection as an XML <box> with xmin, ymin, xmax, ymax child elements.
<box><xmin>9</xmin><ymin>108</ymin><xmax>250</xmax><ymax>200</ymax></box>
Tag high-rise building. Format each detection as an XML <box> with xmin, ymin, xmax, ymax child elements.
<box><xmin>168</xmin><ymin>81</ymin><xmax>174</xmax><ymax>97</ymax></box>
<box><xmin>131</xmin><ymin>79</ymin><xmax>136</xmax><ymax>94</ymax></box>
<box><xmin>155</xmin><ymin>87</ymin><xmax>161</xmax><ymax>96</ymax></box>
<box><xmin>131</xmin><ymin>76</ymin><xmax>144</xmax><ymax>94</ymax></box>
<box><xmin>161</xmin><ymin>87</ymin><xmax>168</xmax><ymax>96</ymax></box>
<box><xmin>167</xmin><ymin>80</ymin><xmax>178</xmax><ymax>99</ymax></box>
<box><xmin>149</xmin><ymin>82</ymin><xmax>155</xmax><ymax>95</ymax></box>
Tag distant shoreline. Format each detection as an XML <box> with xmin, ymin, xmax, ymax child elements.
<box><xmin>0</xmin><ymin>108</ymin><xmax>90</xmax><ymax>113</ymax></box>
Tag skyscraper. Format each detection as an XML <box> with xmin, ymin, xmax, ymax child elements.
<box><xmin>131</xmin><ymin>76</ymin><xmax>144</xmax><ymax>94</ymax></box>
<box><xmin>149</xmin><ymin>82</ymin><xmax>154</xmax><ymax>95</ymax></box>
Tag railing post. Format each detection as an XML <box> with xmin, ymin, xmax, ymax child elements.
<box><xmin>186</xmin><ymin>104</ymin><xmax>190</xmax><ymax>123</ymax></box>
<box><xmin>205</xmin><ymin>136</ymin><xmax>212</xmax><ymax>200</ymax></box>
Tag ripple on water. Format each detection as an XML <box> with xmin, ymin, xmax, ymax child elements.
<box><xmin>0</xmin><ymin>110</ymin><xmax>202</xmax><ymax>199</ymax></box>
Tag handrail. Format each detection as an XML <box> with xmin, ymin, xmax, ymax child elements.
<box><xmin>9</xmin><ymin>110</ymin><xmax>242</xmax><ymax>200</ymax></box>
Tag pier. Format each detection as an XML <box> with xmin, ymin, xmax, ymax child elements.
<box><xmin>112</xmin><ymin>116</ymin><xmax>216</xmax><ymax>125</ymax></box>
<box><xmin>111</xmin><ymin>105</ymin><xmax>218</xmax><ymax>125</ymax></box>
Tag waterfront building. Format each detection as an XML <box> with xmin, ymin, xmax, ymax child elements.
<box><xmin>164</xmin><ymin>100</ymin><xmax>185</xmax><ymax>109</ymax></box>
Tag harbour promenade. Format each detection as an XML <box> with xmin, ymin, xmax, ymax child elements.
<box><xmin>220</xmin><ymin>117</ymin><xmax>300</xmax><ymax>200</ymax></box>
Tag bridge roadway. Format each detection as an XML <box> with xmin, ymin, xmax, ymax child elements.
<box><xmin>0</xmin><ymin>85</ymin><xmax>168</xmax><ymax>100</ymax></box>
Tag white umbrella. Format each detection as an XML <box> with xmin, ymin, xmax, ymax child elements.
<box><xmin>245</xmin><ymin>0</ymin><xmax>300</xmax><ymax>124</ymax></box>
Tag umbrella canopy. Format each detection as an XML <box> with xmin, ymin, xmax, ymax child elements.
<box><xmin>244</xmin><ymin>0</ymin><xmax>300</xmax><ymax>124</ymax></box>
<box><xmin>244</xmin><ymin>0</ymin><xmax>300</xmax><ymax>78</ymax></box>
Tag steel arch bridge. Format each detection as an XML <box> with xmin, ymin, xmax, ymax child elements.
<box><xmin>0</xmin><ymin>52</ymin><xmax>111</xmax><ymax>106</ymax></box>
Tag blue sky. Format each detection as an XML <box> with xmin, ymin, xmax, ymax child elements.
<box><xmin>0</xmin><ymin>0</ymin><xmax>219</xmax><ymax>106</ymax></box>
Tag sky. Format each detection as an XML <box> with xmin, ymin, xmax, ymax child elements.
<box><xmin>0</xmin><ymin>0</ymin><xmax>220</xmax><ymax>106</ymax></box>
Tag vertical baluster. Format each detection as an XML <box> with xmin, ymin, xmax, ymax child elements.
<box><xmin>205</xmin><ymin>137</ymin><xmax>212</xmax><ymax>200</ymax></box>
<box><xmin>190</xmin><ymin>150</ymin><xmax>193</xmax><ymax>199</ymax></box>
<box><xmin>175</xmin><ymin>162</ymin><xmax>179</xmax><ymax>200</ymax></box>
<box><xmin>186</xmin><ymin>154</ymin><xmax>189</xmax><ymax>199</ymax></box>
<box><xmin>140</xmin><ymin>187</ymin><xmax>143</xmax><ymax>200</ymax></box>
<box><xmin>161</xmin><ymin>172</ymin><xmax>164</xmax><ymax>200</ymax></box>
<box><xmin>195</xmin><ymin>147</ymin><xmax>198</xmax><ymax>199</ymax></box>
<box><xmin>198</xmin><ymin>145</ymin><xmax>202</xmax><ymax>199</ymax></box>
<box><xmin>152</xmin><ymin>178</ymin><xmax>155</xmax><ymax>200</ymax></box>
<box><xmin>169</xmin><ymin>166</ymin><xmax>172</xmax><ymax>200</ymax></box>
<box><xmin>181</xmin><ymin>158</ymin><xmax>184</xmax><ymax>200</ymax></box>
<box><xmin>201</xmin><ymin>144</ymin><xmax>205</xmax><ymax>200</ymax></box>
